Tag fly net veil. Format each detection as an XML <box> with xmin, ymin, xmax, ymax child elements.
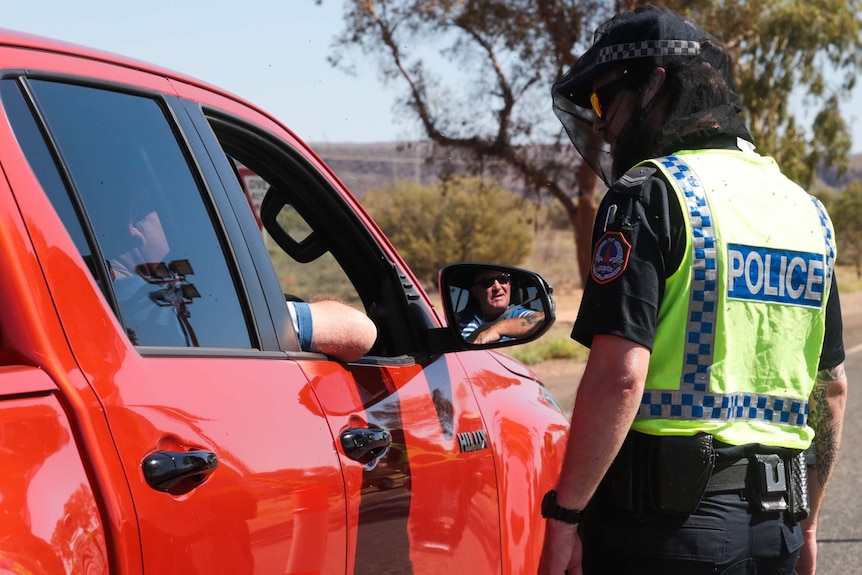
<box><xmin>552</xmin><ymin>5</ymin><xmax>751</xmax><ymax>186</ymax></box>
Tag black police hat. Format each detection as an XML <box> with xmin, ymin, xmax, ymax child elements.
<box><xmin>554</xmin><ymin>5</ymin><xmax>709</xmax><ymax>109</ymax></box>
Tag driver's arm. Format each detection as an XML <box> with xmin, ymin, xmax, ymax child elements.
<box><xmin>288</xmin><ymin>300</ymin><xmax>378</xmax><ymax>361</ymax></box>
<box><xmin>472</xmin><ymin>312</ymin><xmax>544</xmax><ymax>344</ymax></box>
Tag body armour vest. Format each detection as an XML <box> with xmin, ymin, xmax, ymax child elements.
<box><xmin>632</xmin><ymin>149</ymin><xmax>836</xmax><ymax>450</ymax></box>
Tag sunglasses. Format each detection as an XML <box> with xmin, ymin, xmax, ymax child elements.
<box><xmin>589</xmin><ymin>71</ymin><xmax>648</xmax><ymax>119</ymax></box>
<box><xmin>474</xmin><ymin>273</ymin><xmax>511</xmax><ymax>289</ymax></box>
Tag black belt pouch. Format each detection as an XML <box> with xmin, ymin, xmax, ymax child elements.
<box><xmin>649</xmin><ymin>434</ymin><xmax>716</xmax><ymax>515</ymax></box>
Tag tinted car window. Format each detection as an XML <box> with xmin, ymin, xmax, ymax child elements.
<box><xmin>0</xmin><ymin>81</ymin><xmax>90</xmax><ymax>258</ymax></box>
<box><xmin>199</xmin><ymin>113</ymin><xmax>433</xmax><ymax>358</ymax></box>
<box><xmin>2</xmin><ymin>79</ymin><xmax>252</xmax><ymax>349</ymax></box>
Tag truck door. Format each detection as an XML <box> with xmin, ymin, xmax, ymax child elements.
<box><xmin>189</xmin><ymin>101</ymin><xmax>505</xmax><ymax>573</ymax></box>
<box><xmin>0</xmin><ymin>75</ymin><xmax>348</xmax><ymax>574</ymax></box>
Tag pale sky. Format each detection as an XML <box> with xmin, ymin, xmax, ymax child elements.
<box><xmin>5</xmin><ymin>0</ymin><xmax>415</xmax><ymax>144</ymax></box>
<box><xmin>5</xmin><ymin>0</ymin><xmax>862</xmax><ymax>152</ymax></box>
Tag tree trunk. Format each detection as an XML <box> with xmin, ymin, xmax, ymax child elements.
<box><xmin>573</xmin><ymin>163</ymin><xmax>600</xmax><ymax>287</ymax></box>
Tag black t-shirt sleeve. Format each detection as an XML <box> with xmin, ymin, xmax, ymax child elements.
<box><xmin>571</xmin><ymin>170</ymin><xmax>686</xmax><ymax>350</ymax></box>
<box><xmin>819</xmin><ymin>273</ymin><xmax>845</xmax><ymax>370</ymax></box>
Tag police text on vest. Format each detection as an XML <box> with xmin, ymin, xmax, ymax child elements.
<box><xmin>727</xmin><ymin>244</ymin><xmax>823</xmax><ymax>308</ymax></box>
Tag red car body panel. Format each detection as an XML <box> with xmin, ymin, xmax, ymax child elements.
<box><xmin>0</xmin><ymin>29</ymin><xmax>569</xmax><ymax>574</ymax></box>
<box><xmin>0</xmin><ymin>371</ymin><xmax>108</xmax><ymax>574</ymax></box>
<box><xmin>303</xmin><ymin>356</ymin><xmax>502</xmax><ymax>573</ymax></box>
<box><xmin>459</xmin><ymin>350</ymin><xmax>571</xmax><ymax>572</ymax></box>
<box><xmin>0</xmin><ymin>111</ymin><xmax>141</xmax><ymax>572</ymax></box>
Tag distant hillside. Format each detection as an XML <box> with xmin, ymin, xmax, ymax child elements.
<box><xmin>312</xmin><ymin>141</ymin><xmax>862</xmax><ymax>196</ymax></box>
<box><xmin>312</xmin><ymin>141</ymin><xmax>582</xmax><ymax>199</ymax></box>
<box><xmin>312</xmin><ymin>142</ymin><xmax>449</xmax><ymax>197</ymax></box>
<box><xmin>817</xmin><ymin>152</ymin><xmax>862</xmax><ymax>189</ymax></box>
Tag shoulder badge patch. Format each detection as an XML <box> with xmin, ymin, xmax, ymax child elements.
<box><xmin>591</xmin><ymin>231</ymin><xmax>631</xmax><ymax>284</ymax></box>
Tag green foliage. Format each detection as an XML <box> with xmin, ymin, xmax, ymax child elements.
<box><xmin>327</xmin><ymin>0</ymin><xmax>862</xmax><ymax>290</ymax></box>
<box><xmin>362</xmin><ymin>176</ymin><xmax>533</xmax><ymax>284</ymax></box>
<box><xmin>329</xmin><ymin>0</ymin><xmax>609</xmax><ymax>287</ymax></box>
<box><xmin>658</xmin><ymin>0</ymin><xmax>862</xmax><ymax>187</ymax></box>
<box><xmin>830</xmin><ymin>181</ymin><xmax>862</xmax><ymax>277</ymax></box>
<box><xmin>811</xmin><ymin>187</ymin><xmax>838</xmax><ymax>212</ymax></box>
<box><xmin>265</xmin><ymin>203</ymin><xmax>363</xmax><ymax>305</ymax></box>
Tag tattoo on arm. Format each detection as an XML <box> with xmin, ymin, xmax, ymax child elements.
<box><xmin>808</xmin><ymin>366</ymin><xmax>845</xmax><ymax>487</ymax></box>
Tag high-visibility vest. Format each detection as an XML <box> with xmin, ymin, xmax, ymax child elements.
<box><xmin>631</xmin><ymin>150</ymin><xmax>835</xmax><ymax>450</ymax></box>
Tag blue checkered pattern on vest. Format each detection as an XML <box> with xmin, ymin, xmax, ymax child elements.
<box><xmin>635</xmin><ymin>156</ymin><xmax>833</xmax><ymax>428</ymax></box>
<box><xmin>811</xmin><ymin>196</ymin><xmax>836</xmax><ymax>291</ymax></box>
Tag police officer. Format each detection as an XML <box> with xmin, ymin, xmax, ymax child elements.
<box><xmin>538</xmin><ymin>6</ymin><xmax>848</xmax><ymax>575</ymax></box>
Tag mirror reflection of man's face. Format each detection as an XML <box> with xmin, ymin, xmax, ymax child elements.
<box><xmin>470</xmin><ymin>272</ymin><xmax>511</xmax><ymax>319</ymax></box>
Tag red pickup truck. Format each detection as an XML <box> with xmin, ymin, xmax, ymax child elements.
<box><xmin>0</xmin><ymin>29</ymin><xmax>568</xmax><ymax>574</ymax></box>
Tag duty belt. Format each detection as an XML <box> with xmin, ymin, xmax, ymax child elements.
<box><xmin>705</xmin><ymin>450</ymin><xmax>810</xmax><ymax>519</ymax></box>
<box><xmin>605</xmin><ymin>432</ymin><xmax>811</xmax><ymax>521</ymax></box>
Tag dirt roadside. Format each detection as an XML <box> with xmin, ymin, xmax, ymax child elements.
<box><xmin>532</xmin><ymin>288</ymin><xmax>862</xmax><ymax>416</ymax></box>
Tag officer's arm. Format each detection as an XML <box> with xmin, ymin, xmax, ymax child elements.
<box><xmin>804</xmin><ymin>362</ymin><xmax>848</xmax><ymax>523</ymax></box>
<box><xmin>796</xmin><ymin>362</ymin><xmax>848</xmax><ymax>575</ymax></box>
<box><xmin>553</xmin><ymin>334</ymin><xmax>650</xmax><ymax>510</ymax></box>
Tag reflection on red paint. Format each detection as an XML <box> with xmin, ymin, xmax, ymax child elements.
<box><xmin>0</xmin><ymin>396</ymin><xmax>107</xmax><ymax>573</ymax></box>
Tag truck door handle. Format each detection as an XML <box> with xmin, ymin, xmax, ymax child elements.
<box><xmin>340</xmin><ymin>427</ymin><xmax>391</xmax><ymax>465</ymax></box>
<box><xmin>142</xmin><ymin>450</ymin><xmax>218</xmax><ymax>493</ymax></box>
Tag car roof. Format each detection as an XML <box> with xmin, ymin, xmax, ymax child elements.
<box><xmin>0</xmin><ymin>27</ymin><xmax>318</xmax><ymax>159</ymax></box>
<box><xmin>0</xmin><ymin>27</ymin><xmax>257</xmax><ymax>114</ymax></box>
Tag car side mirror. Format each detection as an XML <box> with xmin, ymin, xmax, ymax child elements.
<box><xmin>438</xmin><ymin>263</ymin><xmax>555</xmax><ymax>349</ymax></box>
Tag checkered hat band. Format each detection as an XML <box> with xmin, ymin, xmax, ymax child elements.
<box><xmin>596</xmin><ymin>40</ymin><xmax>701</xmax><ymax>65</ymax></box>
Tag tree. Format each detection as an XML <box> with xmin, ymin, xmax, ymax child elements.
<box><xmin>322</xmin><ymin>0</ymin><xmax>862</xmax><ymax>286</ymax></box>
<box><xmin>361</xmin><ymin>177</ymin><xmax>533</xmax><ymax>284</ymax></box>
<box><xmin>659</xmin><ymin>0</ymin><xmax>861</xmax><ymax>188</ymax></box>
<box><xmin>325</xmin><ymin>0</ymin><xmax>606</xmax><ymax>286</ymax></box>
<box><xmin>829</xmin><ymin>181</ymin><xmax>862</xmax><ymax>277</ymax></box>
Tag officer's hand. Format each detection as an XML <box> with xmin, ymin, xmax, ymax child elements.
<box><xmin>537</xmin><ymin>519</ymin><xmax>581</xmax><ymax>575</ymax></box>
<box><xmin>795</xmin><ymin>526</ymin><xmax>817</xmax><ymax>575</ymax></box>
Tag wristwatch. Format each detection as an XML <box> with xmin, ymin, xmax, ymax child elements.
<box><xmin>541</xmin><ymin>489</ymin><xmax>582</xmax><ymax>524</ymax></box>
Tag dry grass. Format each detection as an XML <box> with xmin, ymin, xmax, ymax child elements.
<box><xmin>835</xmin><ymin>265</ymin><xmax>862</xmax><ymax>293</ymax></box>
<box><xmin>521</xmin><ymin>226</ymin><xmax>581</xmax><ymax>298</ymax></box>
